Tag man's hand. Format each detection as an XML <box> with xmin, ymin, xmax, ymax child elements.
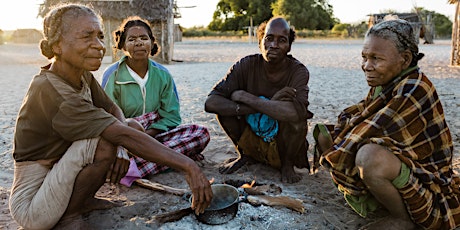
<box><xmin>271</xmin><ymin>87</ymin><xmax>296</xmax><ymax>101</ymax></box>
<box><xmin>184</xmin><ymin>164</ymin><xmax>213</xmax><ymax>215</ymax></box>
<box><xmin>230</xmin><ymin>90</ymin><xmax>247</xmax><ymax>102</ymax></box>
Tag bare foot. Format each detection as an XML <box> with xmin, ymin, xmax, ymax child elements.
<box><xmin>81</xmin><ymin>197</ymin><xmax>123</xmax><ymax>214</ymax></box>
<box><xmin>53</xmin><ymin>214</ymin><xmax>90</xmax><ymax>230</ymax></box>
<box><xmin>218</xmin><ymin>155</ymin><xmax>251</xmax><ymax>174</ymax></box>
<box><xmin>359</xmin><ymin>216</ymin><xmax>416</xmax><ymax>230</ymax></box>
<box><xmin>281</xmin><ymin>166</ymin><xmax>302</xmax><ymax>183</ymax></box>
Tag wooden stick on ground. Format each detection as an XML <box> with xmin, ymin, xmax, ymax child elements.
<box><xmin>135</xmin><ymin>179</ymin><xmax>188</xmax><ymax>196</ymax></box>
<box><xmin>246</xmin><ymin>195</ymin><xmax>305</xmax><ymax>213</ymax></box>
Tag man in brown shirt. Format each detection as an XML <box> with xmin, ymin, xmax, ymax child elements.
<box><xmin>205</xmin><ymin>17</ymin><xmax>313</xmax><ymax>183</ymax></box>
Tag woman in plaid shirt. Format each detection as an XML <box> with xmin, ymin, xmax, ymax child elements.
<box><xmin>315</xmin><ymin>19</ymin><xmax>460</xmax><ymax>229</ymax></box>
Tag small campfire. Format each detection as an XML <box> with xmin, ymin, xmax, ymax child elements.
<box><xmin>148</xmin><ymin>178</ymin><xmax>305</xmax><ymax>225</ymax></box>
<box><xmin>223</xmin><ymin>179</ymin><xmax>283</xmax><ymax>196</ymax></box>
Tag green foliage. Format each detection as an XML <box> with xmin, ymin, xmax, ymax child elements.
<box><xmin>331</xmin><ymin>23</ymin><xmax>350</xmax><ymax>32</ymax></box>
<box><xmin>182</xmin><ymin>27</ymin><xmax>244</xmax><ymax>37</ymax></box>
<box><xmin>208</xmin><ymin>0</ymin><xmax>275</xmax><ymax>31</ymax></box>
<box><xmin>272</xmin><ymin>0</ymin><xmax>336</xmax><ymax>30</ymax></box>
<box><xmin>208</xmin><ymin>0</ymin><xmax>337</xmax><ymax>31</ymax></box>
<box><xmin>432</xmin><ymin>12</ymin><xmax>453</xmax><ymax>38</ymax></box>
<box><xmin>417</xmin><ymin>8</ymin><xmax>453</xmax><ymax>39</ymax></box>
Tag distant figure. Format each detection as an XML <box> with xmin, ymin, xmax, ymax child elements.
<box><xmin>314</xmin><ymin>19</ymin><xmax>460</xmax><ymax>229</ymax></box>
<box><xmin>205</xmin><ymin>16</ymin><xmax>313</xmax><ymax>184</ymax></box>
<box><xmin>102</xmin><ymin>16</ymin><xmax>210</xmax><ymax>186</ymax></box>
<box><xmin>8</xmin><ymin>4</ymin><xmax>212</xmax><ymax>229</ymax></box>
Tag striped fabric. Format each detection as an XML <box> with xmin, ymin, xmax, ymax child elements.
<box><xmin>320</xmin><ymin>68</ymin><xmax>460</xmax><ymax>229</ymax></box>
<box><xmin>131</xmin><ymin>111</ymin><xmax>210</xmax><ymax>177</ymax></box>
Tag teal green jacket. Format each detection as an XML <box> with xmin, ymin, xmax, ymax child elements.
<box><xmin>103</xmin><ymin>56</ymin><xmax>181</xmax><ymax>132</ymax></box>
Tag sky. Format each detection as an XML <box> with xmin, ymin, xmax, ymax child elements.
<box><xmin>0</xmin><ymin>0</ymin><xmax>456</xmax><ymax>31</ymax></box>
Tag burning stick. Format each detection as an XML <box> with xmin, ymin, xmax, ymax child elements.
<box><xmin>240</xmin><ymin>180</ymin><xmax>256</xmax><ymax>188</ymax></box>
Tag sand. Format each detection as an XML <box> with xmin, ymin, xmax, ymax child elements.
<box><xmin>0</xmin><ymin>38</ymin><xmax>459</xmax><ymax>229</ymax></box>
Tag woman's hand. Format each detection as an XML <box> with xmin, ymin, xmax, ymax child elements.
<box><xmin>184</xmin><ymin>164</ymin><xmax>213</xmax><ymax>215</ymax></box>
<box><xmin>107</xmin><ymin>148</ymin><xmax>130</xmax><ymax>184</ymax></box>
<box><xmin>126</xmin><ymin>118</ymin><xmax>144</xmax><ymax>132</ymax></box>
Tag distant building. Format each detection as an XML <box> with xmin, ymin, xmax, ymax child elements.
<box><xmin>40</xmin><ymin>0</ymin><xmax>177</xmax><ymax>63</ymax></box>
<box><xmin>11</xmin><ymin>29</ymin><xmax>43</xmax><ymax>44</ymax></box>
<box><xmin>367</xmin><ymin>12</ymin><xmax>434</xmax><ymax>44</ymax></box>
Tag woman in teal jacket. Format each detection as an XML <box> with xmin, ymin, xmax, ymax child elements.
<box><xmin>103</xmin><ymin>16</ymin><xmax>210</xmax><ymax>186</ymax></box>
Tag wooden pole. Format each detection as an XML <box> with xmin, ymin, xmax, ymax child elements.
<box><xmin>451</xmin><ymin>1</ymin><xmax>460</xmax><ymax>66</ymax></box>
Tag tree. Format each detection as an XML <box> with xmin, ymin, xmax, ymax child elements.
<box><xmin>432</xmin><ymin>12</ymin><xmax>453</xmax><ymax>38</ymax></box>
<box><xmin>208</xmin><ymin>0</ymin><xmax>275</xmax><ymax>31</ymax></box>
<box><xmin>448</xmin><ymin>0</ymin><xmax>459</xmax><ymax>66</ymax></box>
<box><xmin>416</xmin><ymin>8</ymin><xmax>452</xmax><ymax>38</ymax></box>
<box><xmin>208</xmin><ymin>0</ymin><xmax>336</xmax><ymax>31</ymax></box>
<box><xmin>271</xmin><ymin>0</ymin><xmax>336</xmax><ymax>30</ymax></box>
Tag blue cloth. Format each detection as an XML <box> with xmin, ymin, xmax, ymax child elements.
<box><xmin>245</xmin><ymin>96</ymin><xmax>278</xmax><ymax>142</ymax></box>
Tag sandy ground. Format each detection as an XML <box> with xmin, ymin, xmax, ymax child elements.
<box><xmin>0</xmin><ymin>38</ymin><xmax>459</xmax><ymax>229</ymax></box>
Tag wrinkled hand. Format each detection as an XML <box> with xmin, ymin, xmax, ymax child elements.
<box><xmin>271</xmin><ymin>87</ymin><xmax>296</xmax><ymax>101</ymax></box>
<box><xmin>126</xmin><ymin>118</ymin><xmax>144</xmax><ymax>132</ymax></box>
<box><xmin>107</xmin><ymin>154</ymin><xmax>130</xmax><ymax>184</ymax></box>
<box><xmin>185</xmin><ymin>165</ymin><xmax>213</xmax><ymax>215</ymax></box>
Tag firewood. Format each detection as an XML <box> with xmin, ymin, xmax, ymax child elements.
<box><xmin>246</xmin><ymin>195</ymin><xmax>305</xmax><ymax>213</ymax></box>
<box><xmin>135</xmin><ymin>179</ymin><xmax>188</xmax><ymax>196</ymax></box>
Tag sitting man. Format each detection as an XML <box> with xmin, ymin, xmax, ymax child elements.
<box><xmin>204</xmin><ymin>16</ymin><xmax>313</xmax><ymax>183</ymax></box>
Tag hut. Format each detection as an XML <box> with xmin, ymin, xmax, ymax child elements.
<box><xmin>39</xmin><ymin>0</ymin><xmax>176</xmax><ymax>63</ymax></box>
<box><xmin>367</xmin><ymin>12</ymin><xmax>434</xmax><ymax>44</ymax></box>
<box><xmin>449</xmin><ymin>0</ymin><xmax>460</xmax><ymax>67</ymax></box>
<box><xmin>11</xmin><ymin>29</ymin><xmax>43</xmax><ymax>44</ymax></box>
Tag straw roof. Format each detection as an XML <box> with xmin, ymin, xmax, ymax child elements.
<box><xmin>39</xmin><ymin>0</ymin><xmax>173</xmax><ymax>21</ymax></box>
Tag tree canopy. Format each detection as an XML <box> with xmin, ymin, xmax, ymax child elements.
<box><xmin>208</xmin><ymin>0</ymin><xmax>335</xmax><ymax>31</ymax></box>
<box><xmin>418</xmin><ymin>9</ymin><xmax>453</xmax><ymax>38</ymax></box>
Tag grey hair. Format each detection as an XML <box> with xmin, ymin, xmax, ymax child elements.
<box><xmin>366</xmin><ymin>19</ymin><xmax>424</xmax><ymax>67</ymax></box>
<box><xmin>39</xmin><ymin>4</ymin><xmax>101</xmax><ymax>59</ymax></box>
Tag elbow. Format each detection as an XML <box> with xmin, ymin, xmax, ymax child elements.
<box><xmin>204</xmin><ymin>102</ymin><xmax>213</xmax><ymax>113</ymax></box>
<box><xmin>204</xmin><ymin>97</ymin><xmax>217</xmax><ymax>114</ymax></box>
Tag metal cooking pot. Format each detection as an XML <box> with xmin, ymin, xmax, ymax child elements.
<box><xmin>191</xmin><ymin>184</ymin><xmax>240</xmax><ymax>225</ymax></box>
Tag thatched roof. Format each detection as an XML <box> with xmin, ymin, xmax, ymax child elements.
<box><xmin>39</xmin><ymin>0</ymin><xmax>173</xmax><ymax>21</ymax></box>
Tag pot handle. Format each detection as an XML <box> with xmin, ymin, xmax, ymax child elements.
<box><xmin>237</xmin><ymin>187</ymin><xmax>249</xmax><ymax>203</ymax></box>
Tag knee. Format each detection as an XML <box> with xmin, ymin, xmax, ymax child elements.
<box><xmin>355</xmin><ymin>144</ymin><xmax>386</xmax><ymax>179</ymax></box>
<box><xmin>355</xmin><ymin>143</ymin><xmax>400</xmax><ymax>183</ymax></box>
<box><xmin>94</xmin><ymin>138</ymin><xmax>117</xmax><ymax>165</ymax></box>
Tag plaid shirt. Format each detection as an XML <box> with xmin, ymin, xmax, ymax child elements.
<box><xmin>320</xmin><ymin>68</ymin><xmax>460</xmax><ymax>229</ymax></box>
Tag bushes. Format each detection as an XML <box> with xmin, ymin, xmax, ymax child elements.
<box><xmin>182</xmin><ymin>26</ymin><xmax>245</xmax><ymax>37</ymax></box>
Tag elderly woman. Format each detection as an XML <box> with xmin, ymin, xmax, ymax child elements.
<box><xmin>314</xmin><ymin>19</ymin><xmax>460</xmax><ymax>229</ymax></box>
<box><xmin>9</xmin><ymin>4</ymin><xmax>211</xmax><ymax>229</ymax></box>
